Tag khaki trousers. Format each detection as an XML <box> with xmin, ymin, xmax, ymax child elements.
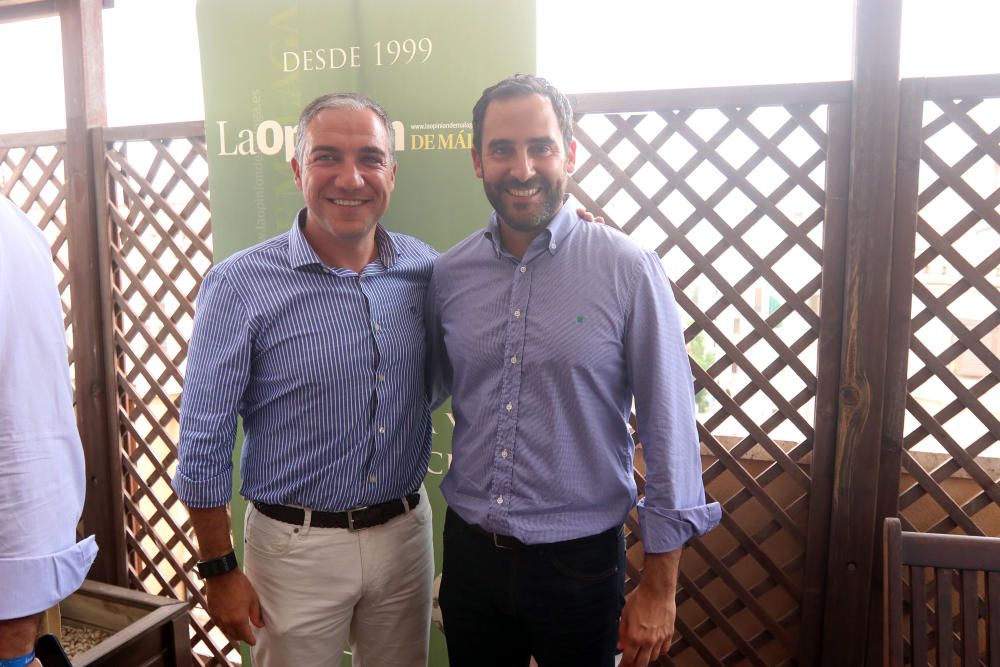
<box><xmin>245</xmin><ymin>491</ymin><xmax>433</xmax><ymax>666</ymax></box>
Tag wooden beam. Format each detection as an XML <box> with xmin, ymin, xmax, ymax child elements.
<box><xmin>819</xmin><ymin>0</ymin><xmax>903</xmax><ymax>665</ymax></box>
<box><xmin>60</xmin><ymin>0</ymin><xmax>126</xmax><ymax>586</ymax></box>
<box><xmin>865</xmin><ymin>76</ymin><xmax>924</xmax><ymax>667</ymax></box>
<box><xmin>103</xmin><ymin>120</ymin><xmax>206</xmax><ymax>143</ymax></box>
<box><xmin>796</xmin><ymin>98</ymin><xmax>851</xmax><ymax>667</ymax></box>
<box><xmin>0</xmin><ymin>0</ymin><xmax>111</xmax><ymax>23</ymax></box>
<box><xmin>923</xmin><ymin>72</ymin><xmax>1000</xmax><ymax>99</ymax></box>
<box><xmin>568</xmin><ymin>80</ymin><xmax>851</xmax><ymax>114</ymax></box>
<box><xmin>0</xmin><ymin>128</ymin><xmax>67</xmax><ymax>149</ymax></box>
<box><xmin>0</xmin><ymin>1</ymin><xmax>56</xmax><ymax>22</ymax></box>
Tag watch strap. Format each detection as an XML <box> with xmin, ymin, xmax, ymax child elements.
<box><xmin>197</xmin><ymin>551</ymin><xmax>238</xmax><ymax>579</ymax></box>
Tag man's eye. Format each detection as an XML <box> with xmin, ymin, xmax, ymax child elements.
<box><xmin>491</xmin><ymin>147</ymin><xmax>512</xmax><ymax>157</ymax></box>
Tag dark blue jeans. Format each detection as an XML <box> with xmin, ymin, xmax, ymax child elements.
<box><xmin>439</xmin><ymin>508</ymin><xmax>626</xmax><ymax>667</ymax></box>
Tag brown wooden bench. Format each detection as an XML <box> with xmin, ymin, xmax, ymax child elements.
<box><xmin>884</xmin><ymin>517</ymin><xmax>1000</xmax><ymax>666</ymax></box>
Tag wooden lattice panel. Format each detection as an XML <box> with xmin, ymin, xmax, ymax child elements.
<box><xmin>0</xmin><ymin>140</ymin><xmax>74</xmax><ymax>379</ymax></box>
<box><xmin>898</xmin><ymin>93</ymin><xmax>1000</xmax><ymax>542</ymax></box>
<box><xmin>102</xmin><ymin>130</ymin><xmax>235</xmax><ymax>665</ymax></box>
<box><xmin>569</xmin><ymin>100</ymin><xmax>836</xmax><ymax>666</ymax></box>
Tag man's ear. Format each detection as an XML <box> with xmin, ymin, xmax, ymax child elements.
<box><xmin>387</xmin><ymin>160</ymin><xmax>398</xmax><ymax>192</ymax></box>
<box><xmin>566</xmin><ymin>139</ymin><xmax>577</xmax><ymax>174</ymax></box>
<box><xmin>471</xmin><ymin>147</ymin><xmax>484</xmax><ymax>179</ymax></box>
<box><xmin>291</xmin><ymin>157</ymin><xmax>303</xmax><ymax>190</ymax></box>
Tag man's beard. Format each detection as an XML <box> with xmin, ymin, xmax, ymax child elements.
<box><xmin>485</xmin><ymin>176</ymin><xmax>565</xmax><ymax>233</ymax></box>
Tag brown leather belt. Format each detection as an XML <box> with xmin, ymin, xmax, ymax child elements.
<box><xmin>253</xmin><ymin>493</ymin><xmax>420</xmax><ymax>531</ymax></box>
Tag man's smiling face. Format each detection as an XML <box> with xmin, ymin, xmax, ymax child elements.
<box><xmin>472</xmin><ymin>93</ymin><xmax>576</xmax><ymax>235</ymax></box>
<box><xmin>292</xmin><ymin>107</ymin><xmax>396</xmax><ymax>252</ymax></box>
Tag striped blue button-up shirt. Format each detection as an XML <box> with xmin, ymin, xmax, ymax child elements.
<box><xmin>426</xmin><ymin>201</ymin><xmax>721</xmax><ymax>552</ymax></box>
<box><xmin>174</xmin><ymin>211</ymin><xmax>437</xmax><ymax>511</ymax></box>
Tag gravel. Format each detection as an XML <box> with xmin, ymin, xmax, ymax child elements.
<box><xmin>60</xmin><ymin>624</ymin><xmax>113</xmax><ymax>658</ymax></box>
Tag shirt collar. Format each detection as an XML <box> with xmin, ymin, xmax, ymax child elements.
<box><xmin>288</xmin><ymin>208</ymin><xmax>398</xmax><ymax>271</ymax></box>
<box><xmin>483</xmin><ymin>197</ymin><xmax>579</xmax><ymax>258</ymax></box>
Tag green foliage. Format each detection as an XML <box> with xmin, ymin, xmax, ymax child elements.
<box><xmin>688</xmin><ymin>331</ymin><xmax>715</xmax><ymax>414</ymax></box>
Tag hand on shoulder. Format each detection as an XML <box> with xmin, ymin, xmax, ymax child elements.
<box><xmin>576</xmin><ymin>207</ymin><xmax>606</xmax><ymax>224</ymax></box>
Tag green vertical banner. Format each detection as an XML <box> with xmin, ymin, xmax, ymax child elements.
<box><xmin>195</xmin><ymin>0</ymin><xmax>535</xmax><ymax>664</ymax></box>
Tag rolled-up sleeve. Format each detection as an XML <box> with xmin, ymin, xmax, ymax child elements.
<box><xmin>172</xmin><ymin>269</ymin><xmax>252</xmax><ymax>508</ymax></box>
<box><xmin>626</xmin><ymin>252</ymin><xmax>721</xmax><ymax>553</ymax></box>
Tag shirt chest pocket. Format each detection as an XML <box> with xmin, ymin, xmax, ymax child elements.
<box><xmin>521</xmin><ymin>298</ymin><xmax>624</xmax><ymax>372</ymax></box>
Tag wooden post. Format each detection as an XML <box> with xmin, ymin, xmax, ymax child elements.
<box><xmin>819</xmin><ymin>0</ymin><xmax>903</xmax><ymax>664</ymax></box>
<box><xmin>863</xmin><ymin>77</ymin><xmax>924</xmax><ymax>667</ymax></box>
<box><xmin>796</xmin><ymin>99</ymin><xmax>851</xmax><ymax>667</ymax></box>
<box><xmin>60</xmin><ymin>0</ymin><xmax>126</xmax><ymax>586</ymax></box>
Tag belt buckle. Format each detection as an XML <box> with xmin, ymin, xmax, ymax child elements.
<box><xmin>347</xmin><ymin>506</ymin><xmax>369</xmax><ymax>532</ymax></box>
<box><xmin>492</xmin><ymin>533</ymin><xmax>516</xmax><ymax>550</ymax></box>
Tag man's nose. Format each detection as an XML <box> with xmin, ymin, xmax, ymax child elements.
<box><xmin>510</xmin><ymin>150</ymin><xmax>535</xmax><ymax>182</ymax></box>
<box><xmin>336</xmin><ymin>161</ymin><xmax>364</xmax><ymax>188</ymax></box>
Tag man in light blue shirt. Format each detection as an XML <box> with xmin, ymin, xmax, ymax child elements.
<box><xmin>0</xmin><ymin>196</ymin><xmax>98</xmax><ymax>667</ymax></box>
<box><xmin>426</xmin><ymin>74</ymin><xmax>721</xmax><ymax>667</ymax></box>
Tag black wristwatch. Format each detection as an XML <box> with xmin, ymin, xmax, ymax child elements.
<box><xmin>197</xmin><ymin>551</ymin><xmax>238</xmax><ymax>579</ymax></box>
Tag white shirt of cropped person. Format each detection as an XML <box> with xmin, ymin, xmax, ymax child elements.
<box><xmin>0</xmin><ymin>195</ymin><xmax>97</xmax><ymax>619</ymax></box>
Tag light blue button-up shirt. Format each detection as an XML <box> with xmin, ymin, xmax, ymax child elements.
<box><xmin>0</xmin><ymin>196</ymin><xmax>97</xmax><ymax>618</ymax></box>
<box><xmin>427</xmin><ymin>201</ymin><xmax>720</xmax><ymax>552</ymax></box>
<box><xmin>174</xmin><ymin>211</ymin><xmax>437</xmax><ymax>511</ymax></box>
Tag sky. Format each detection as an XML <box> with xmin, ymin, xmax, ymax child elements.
<box><xmin>1</xmin><ymin>0</ymin><xmax>1000</xmax><ymax>134</ymax></box>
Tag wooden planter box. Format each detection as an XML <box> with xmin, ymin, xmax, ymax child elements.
<box><xmin>60</xmin><ymin>580</ymin><xmax>190</xmax><ymax>666</ymax></box>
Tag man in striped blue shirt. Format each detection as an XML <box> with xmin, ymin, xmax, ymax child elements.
<box><xmin>426</xmin><ymin>75</ymin><xmax>721</xmax><ymax>667</ymax></box>
<box><xmin>173</xmin><ymin>93</ymin><xmax>436</xmax><ymax>666</ymax></box>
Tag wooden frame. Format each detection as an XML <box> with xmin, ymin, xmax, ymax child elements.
<box><xmin>62</xmin><ymin>579</ymin><xmax>190</xmax><ymax>666</ymax></box>
<box><xmin>0</xmin><ymin>0</ymin><xmax>112</xmax><ymax>24</ymax></box>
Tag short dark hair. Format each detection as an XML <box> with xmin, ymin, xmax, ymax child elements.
<box><xmin>294</xmin><ymin>92</ymin><xmax>395</xmax><ymax>165</ymax></box>
<box><xmin>472</xmin><ymin>74</ymin><xmax>573</xmax><ymax>155</ymax></box>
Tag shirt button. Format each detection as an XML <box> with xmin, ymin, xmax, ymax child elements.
<box><xmin>373</xmin><ymin>323</ymin><xmax>381</xmax><ymax>332</ymax></box>
<box><xmin>505</xmin><ymin>402</ymin><xmax>513</xmax><ymax>412</ymax></box>
<box><xmin>513</xmin><ymin>309</ymin><xmax>521</xmax><ymax>318</ymax></box>
<box><xmin>519</xmin><ymin>265</ymin><xmax>527</xmax><ymax>273</ymax></box>
<box><xmin>369</xmin><ymin>475</ymin><xmax>378</xmax><ymax>483</ymax></box>
<box><xmin>510</xmin><ymin>355</ymin><xmax>518</xmax><ymax>364</ymax></box>
<box><xmin>497</xmin><ymin>496</ymin><xmax>504</xmax><ymax>505</ymax></box>
<box><xmin>549</xmin><ymin>242</ymin><xmax>557</xmax><ymax>250</ymax></box>
<box><xmin>378</xmin><ymin>426</ymin><xmax>385</xmax><ymax>434</ymax></box>
<box><xmin>501</xmin><ymin>449</ymin><xmax>509</xmax><ymax>459</ymax></box>
<box><xmin>378</xmin><ymin>374</ymin><xmax>385</xmax><ymax>382</ymax></box>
